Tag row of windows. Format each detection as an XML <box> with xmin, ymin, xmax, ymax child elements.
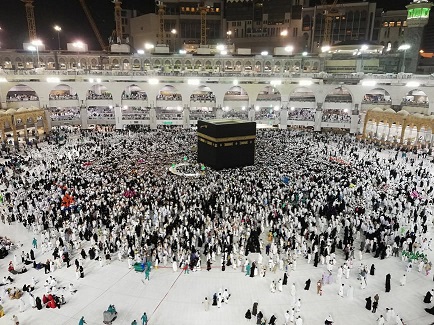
<box><xmin>180</xmin><ymin>7</ymin><xmax>220</xmax><ymax>13</ymax></box>
<box><xmin>383</xmin><ymin>21</ymin><xmax>407</xmax><ymax>27</ymax></box>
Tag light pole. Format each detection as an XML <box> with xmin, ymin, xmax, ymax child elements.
<box><xmin>226</xmin><ymin>30</ymin><xmax>232</xmax><ymax>45</ymax></box>
<box><xmin>145</xmin><ymin>43</ymin><xmax>154</xmax><ymax>55</ymax></box>
<box><xmin>54</xmin><ymin>25</ymin><xmax>61</xmax><ymax>50</ymax></box>
<box><xmin>27</xmin><ymin>45</ymin><xmax>36</xmax><ymax>68</ymax></box>
<box><xmin>31</xmin><ymin>39</ymin><xmax>42</xmax><ymax>68</ymax></box>
<box><xmin>398</xmin><ymin>44</ymin><xmax>411</xmax><ymax>73</ymax></box>
<box><xmin>73</xmin><ymin>41</ymin><xmax>84</xmax><ymax>69</ymax></box>
<box><xmin>171</xmin><ymin>29</ymin><xmax>177</xmax><ymax>52</ymax></box>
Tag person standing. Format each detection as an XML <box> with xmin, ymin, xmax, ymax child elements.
<box><xmin>338</xmin><ymin>284</ymin><xmax>344</xmax><ymax>297</ymax></box>
<box><xmin>79</xmin><ymin>316</ymin><xmax>87</xmax><ymax>325</ymax></box>
<box><xmin>141</xmin><ymin>312</ymin><xmax>148</xmax><ymax>324</ymax></box>
<box><xmin>284</xmin><ymin>311</ymin><xmax>290</xmax><ymax>325</ymax></box>
<box><xmin>365</xmin><ymin>296</ymin><xmax>372</xmax><ymax>310</ymax></box>
<box><xmin>377</xmin><ymin>315</ymin><xmax>385</xmax><ymax>325</ymax></box>
<box><xmin>372</xmin><ymin>299</ymin><xmax>378</xmax><ymax>313</ymax></box>
<box><xmin>245</xmin><ymin>262</ymin><xmax>251</xmax><ymax>276</ymax></box>
<box><xmin>202</xmin><ymin>297</ymin><xmax>209</xmax><ymax>311</ymax></box>
<box><xmin>207</xmin><ymin>259</ymin><xmax>212</xmax><ymax>271</ymax></box>
<box><xmin>317</xmin><ymin>279</ymin><xmax>322</xmax><ymax>295</ymax></box>
<box><xmin>385</xmin><ymin>274</ymin><xmax>391</xmax><ymax>292</ymax></box>
<box><xmin>370</xmin><ymin>264</ymin><xmax>375</xmax><ymax>275</ymax></box>
<box><xmin>424</xmin><ymin>289</ymin><xmax>434</xmax><ymax>303</ymax></box>
<box><xmin>399</xmin><ymin>274</ymin><xmax>406</xmax><ymax>286</ymax></box>
<box><xmin>252</xmin><ymin>302</ymin><xmax>258</xmax><ymax>316</ymax></box>
<box><xmin>12</xmin><ymin>315</ymin><xmax>19</xmax><ymax>325</ymax></box>
<box><xmin>245</xmin><ymin>309</ymin><xmax>252</xmax><ymax>320</ymax></box>
<box><xmin>304</xmin><ymin>279</ymin><xmax>311</xmax><ymax>290</ymax></box>
<box><xmin>32</xmin><ymin>238</ymin><xmax>37</xmax><ymax>249</ymax></box>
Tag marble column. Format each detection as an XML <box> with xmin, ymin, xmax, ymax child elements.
<box><xmin>80</xmin><ymin>106</ymin><xmax>89</xmax><ymax>129</ymax></box>
<box><xmin>183</xmin><ymin>107</ymin><xmax>190</xmax><ymax>129</ymax></box>
<box><xmin>280</xmin><ymin>108</ymin><xmax>288</xmax><ymax>130</ymax></box>
<box><xmin>314</xmin><ymin>103</ymin><xmax>323</xmax><ymax>132</ymax></box>
<box><xmin>149</xmin><ymin>108</ymin><xmax>157</xmax><ymax>130</ymax></box>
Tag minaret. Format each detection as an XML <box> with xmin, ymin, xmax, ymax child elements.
<box><xmin>405</xmin><ymin>0</ymin><xmax>433</xmax><ymax>73</ymax></box>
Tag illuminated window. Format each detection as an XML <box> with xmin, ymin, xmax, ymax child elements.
<box><xmin>407</xmin><ymin>9</ymin><xmax>413</xmax><ymax>19</ymax></box>
<box><xmin>216</xmin><ymin>8</ymin><xmax>220</xmax><ymax>12</ymax></box>
<box><xmin>403</xmin><ymin>20</ymin><xmax>407</xmax><ymax>27</ymax></box>
<box><xmin>185</xmin><ymin>7</ymin><xmax>190</xmax><ymax>11</ymax></box>
<box><xmin>397</xmin><ymin>21</ymin><xmax>401</xmax><ymax>27</ymax></box>
<box><xmin>181</xmin><ymin>7</ymin><xmax>184</xmax><ymax>12</ymax></box>
<box><xmin>383</xmin><ymin>22</ymin><xmax>389</xmax><ymax>27</ymax></box>
<box><xmin>389</xmin><ymin>21</ymin><xmax>395</xmax><ymax>27</ymax></box>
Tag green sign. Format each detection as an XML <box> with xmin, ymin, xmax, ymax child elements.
<box><xmin>163</xmin><ymin>121</ymin><xmax>173</xmax><ymax>125</ymax></box>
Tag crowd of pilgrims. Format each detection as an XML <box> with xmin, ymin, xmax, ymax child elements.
<box><xmin>0</xmin><ymin>126</ymin><xmax>433</xmax><ymax>323</ymax></box>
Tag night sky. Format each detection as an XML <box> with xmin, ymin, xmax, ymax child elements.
<box><xmin>0</xmin><ymin>0</ymin><xmax>414</xmax><ymax>50</ymax></box>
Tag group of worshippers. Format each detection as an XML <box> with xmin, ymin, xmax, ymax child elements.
<box><xmin>0</xmin><ymin>125</ymin><xmax>433</xmax><ymax>324</ymax></box>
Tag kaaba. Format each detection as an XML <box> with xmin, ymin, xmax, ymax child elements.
<box><xmin>197</xmin><ymin>119</ymin><xmax>256</xmax><ymax>170</ymax></box>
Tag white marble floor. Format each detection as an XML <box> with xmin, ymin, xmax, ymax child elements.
<box><xmin>1</xmin><ymin>221</ymin><xmax>434</xmax><ymax>325</ymax></box>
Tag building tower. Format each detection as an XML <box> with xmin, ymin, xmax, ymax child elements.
<box><xmin>405</xmin><ymin>0</ymin><xmax>433</xmax><ymax>73</ymax></box>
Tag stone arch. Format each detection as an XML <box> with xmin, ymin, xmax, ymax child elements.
<box><xmin>157</xmin><ymin>85</ymin><xmax>182</xmax><ymax>101</ymax></box>
<box><xmin>190</xmin><ymin>85</ymin><xmax>216</xmax><ymax>102</ymax></box>
<box><xmin>174</xmin><ymin>60</ymin><xmax>182</xmax><ymax>70</ymax></box>
<box><xmin>112</xmin><ymin>59</ymin><xmax>120</xmax><ymax>69</ymax></box>
<box><xmin>257</xmin><ymin>86</ymin><xmax>281</xmax><ymax>102</ymax></box>
<box><xmin>6</xmin><ymin>84</ymin><xmax>39</xmax><ymax>102</ymax></box>
<box><xmin>132</xmin><ymin>59</ymin><xmax>140</xmax><ymax>70</ymax></box>
<box><xmin>255</xmin><ymin>61</ymin><xmax>262</xmax><ymax>72</ymax></box>
<box><xmin>205</xmin><ymin>60</ymin><xmax>212</xmax><ymax>69</ymax></box>
<box><xmin>289</xmin><ymin>87</ymin><xmax>316</xmax><ymax>102</ymax></box>
<box><xmin>363</xmin><ymin>88</ymin><xmax>392</xmax><ymax>104</ymax></box>
<box><xmin>80</xmin><ymin>58</ymin><xmax>87</xmax><ymax>68</ymax></box>
<box><xmin>324</xmin><ymin>86</ymin><xmax>353</xmax><ymax>103</ymax></box>
<box><xmin>153</xmin><ymin>59</ymin><xmax>161</xmax><ymax>69</ymax></box>
<box><xmin>274</xmin><ymin>61</ymin><xmax>281</xmax><ymax>72</ymax></box>
<box><xmin>47</xmin><ymin>57</ymin><xmax>55</xmax><ymax>69</ymax></box>
<box><xmin>264</xmin><ymin>61</ymin><xmax>271</xmax><ymax>72</ymax></box>
<box><xmin>122</xmin><ymin>84</ymin><xmax>147</xmax><ymax>101</ymax></box>
<box><xmin>49</xmin><ymin>84</ymin><xmax>78</xmax><ymax>100</ymax></box>
<box><xmin>143</xmin><ymin>59</ymin><xmax>151</xmax><ymax>70</ymax></box>
<box><xmin>123</xmin><ymin>59</ymin><xmax>130</xmax><ymax>70</ymax></box>
<box><xmin>25</xmin><ymin>56</ymin><xmax>33</xmax><ymax>69</ymax></box>
<box><xmin>3</xmin><ymin>57</ymin><xmax>12</xmax><ymax>69</ymax></box>
<box><xmin>91</xmin><ymin>58</ymin><xmax>98</xmax><ymax>68</ymax></box>
<box><xmin>86</xmin><ymin>84</ymin><xmax>113</xmax><ymax>100</ymax></box>
<box><xmin>15</xmin><ymin>57</ymin><xmax>23</xmax><ymax>69</ymax></box>
<box><xmin>402</xmin><ymin>89</ymin><xmax>429</xmax><ymax>105</ymax></box>
<box><xmin>185</xmin><ymin>60</ymin><xmax>192</xmax><ymax>69</ymax></box>
<box><xmin>223</xmin><ymin>86</ymin><xmax>249</xmax><ymax>104</ymax></box>
<box><xmin>194</xmin><ymin>60</ymin><xmax>202</xmax><ymax>69</ymax></box>
<box><xmin>58</xmin><ymin>58</ymin><xmax>66</xmax><ymax>69</ymax></box>
<box><xmin>402</xmin><ymin>89</ymin><xmax>430</xmax><ymax>114</ymax></box>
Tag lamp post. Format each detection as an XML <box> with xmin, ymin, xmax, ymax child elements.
<box><xmin>145</xmin><ymin>43</ymin><xmax>154</xmax><ymax>55</ymax></box>
<box><xmin>27</xmin><ymin>45</ymin><xmax>36</xmax><ymax>68</ymax></box>
<box><xmin>226</xmin><ymin>30</ymin><xmax>232</xmax><ymax>45</ymax></box>
<box><xmin>31</xmin><ymin>39</ymin><xmax>42</xmax><ymax>68</ymax></box>
<box><xmin>171</xmin><ymin>29</ymin><xmax>177</xmax><ymax>52</ymax></box>
<box><xmin>360</xmin><ymin>44</ymin><xmax>368</xmax><ymax>72</ymax></box>
<box><xmin>398</xmin><ymin>44</ymin><xmax>411</xmax><ymax>73</ymax></box>
<box><xmin>73</xmin><ymin>41</ymin><xmax>84</xmax><ymax>69</ymax></box>
<box><xmin>54</xmin><ymin>25</ymin><xmax>61</xmax><ymax>50</ymax></box>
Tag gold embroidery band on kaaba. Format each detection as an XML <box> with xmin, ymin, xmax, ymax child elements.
<box><xmin>197</xmin><ymin>132</ymin><xmax>256</xmax><ymax>143</ymax></box>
